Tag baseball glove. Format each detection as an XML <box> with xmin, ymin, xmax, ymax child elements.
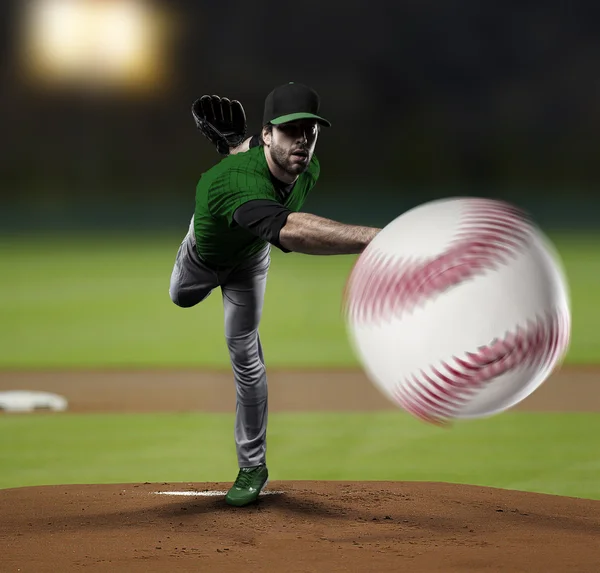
<box><xmin>191</xmin><ymin>95</ymin><xmax>247</xmax><ymax>155</ymax></box>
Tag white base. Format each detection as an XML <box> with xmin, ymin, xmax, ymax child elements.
<box><xmin>0</xmin><ymin>391</ymin><xmax>68</xmax><ymax>413</ymax></box>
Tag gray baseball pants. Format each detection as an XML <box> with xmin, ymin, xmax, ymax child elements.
<box><xmin>169</xmin><ymin>216</ymin><xmax>270</xmax><ymax>468</ymax></box>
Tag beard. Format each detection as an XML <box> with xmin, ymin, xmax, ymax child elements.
<box><xmin>270</xmin><ymin>142</ymin><xmax>311</xmax><ymax>176</ymax></box>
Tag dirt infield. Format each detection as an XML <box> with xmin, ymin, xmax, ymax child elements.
<box><xmin>1</xmin><ymin>366</ymin><xmax>599</xmax><ymax>572</ymax></box>
<box><xmin>1</xmin><ymin>365</ymin><xmax>599</xmax><ymax>413</ymax></box>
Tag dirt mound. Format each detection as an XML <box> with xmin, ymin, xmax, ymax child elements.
<box><xmin>1</xmin><ymin>481</ymin><xmax>598</xmax><ymax>572</ymax></box>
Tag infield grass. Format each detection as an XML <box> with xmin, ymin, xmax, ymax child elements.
<box><xmin>1</xmin><ymin>232</ymin><xmax>598</xmax><ymax>369</ymax></box>
<box><xmin>1</xmin><ymin>411</ymin><xmax>598</xmax><ymax>500</ymax></box>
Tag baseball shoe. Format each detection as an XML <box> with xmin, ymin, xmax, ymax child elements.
<box><xmin>225</xmin><ymin>465</ymin><xmax>269</xmax><ymax>507</ymax></box>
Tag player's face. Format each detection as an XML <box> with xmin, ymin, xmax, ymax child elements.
<box><xmin>266</xmin><ymin>119</ymin><xmax>319</xmax><ymax>176</ymax></box>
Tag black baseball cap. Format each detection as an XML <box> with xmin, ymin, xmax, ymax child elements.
<box><xmin>263</xmin><ymin>82</ymin><xmax>331</xmax><ymax>127</ymax></box>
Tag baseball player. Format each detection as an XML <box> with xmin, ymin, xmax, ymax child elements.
<box><xmin>169</xmin><ymin>82</ymin><xmax>380</xmax><ymax>506</ymax></box>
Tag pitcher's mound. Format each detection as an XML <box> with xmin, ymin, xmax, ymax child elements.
<box><xmin>2</xmin><ymin>481</ymin><xmax>598</xmax><ymax>572</ymax></box>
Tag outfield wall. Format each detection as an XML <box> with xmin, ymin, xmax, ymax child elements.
<box><xmin>0</xmin><ymin>185</ymin><xmax>594</xmax><ymax>234</ymax></box>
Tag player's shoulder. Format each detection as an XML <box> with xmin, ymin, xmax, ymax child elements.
<box><xmin>211</xmin><ymin>147</ymin><xmax>270</xmax><ymax>190</ymax></box>
<box><xmin>221</xmin><ymin>146</ymin><xmax>269</xmax><ymax>176</ymax></box>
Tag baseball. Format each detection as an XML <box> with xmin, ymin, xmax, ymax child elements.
<box><xmin>343</xmin><ymin>197</ymin><xmax>571</xmax><ymax>425</ymax></box>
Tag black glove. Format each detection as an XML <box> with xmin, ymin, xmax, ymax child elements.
<box><xmin>191</xmin><ymin>95</ymin><xmax>247</xmax><ymax>155</ymax></box>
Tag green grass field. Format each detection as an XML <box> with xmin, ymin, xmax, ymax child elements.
<box><xmin>1</xmin><ymin>231</ymin><xmax>598</xmax><ymax>368</ymax></box>
<box><xmin>1</xmin><ymin>411</ymin><xmax>598</xmax><ymax>499</ymax></box>
<box><xmin>1</xmin><ymin>232</ymin><xmax>598</xmax><ymax>498</ymax></box>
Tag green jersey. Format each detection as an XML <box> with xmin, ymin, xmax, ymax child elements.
<box><xmin>193</xmin><ymin>146</ymin><xmax>320</xmax><ymax>265</ymax></box>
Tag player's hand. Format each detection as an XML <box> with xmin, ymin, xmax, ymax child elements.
<box><xmin>191</xmin><ymin>95</ymin><xmax>247</xmax><ymax>155</ymax></box>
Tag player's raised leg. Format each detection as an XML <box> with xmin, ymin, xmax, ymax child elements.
<box><xmin>221</xmin><ymin>245</ymin><xmax>271</xmax><ymax>506</ymax></box>
<box><xmin>169</xmin><ymin>217</ymin><xmax>219</xmax><ymax>307</ymax></box>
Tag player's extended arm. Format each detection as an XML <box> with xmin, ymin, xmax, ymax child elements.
<box><xmin>279</xmin><ymin>212</ymin><xmax>380</xmax><ymax>255</ymax></box>
<box><xmin>233</xmin><ymin>201</ymin><xmax>379</xmax><ymax>255</ymax></box>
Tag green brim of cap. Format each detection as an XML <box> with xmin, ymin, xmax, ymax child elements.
<box><xmin>270</xmin><ymin>112</ymin><xmax>331</xmax><ymax>127</ymax></box>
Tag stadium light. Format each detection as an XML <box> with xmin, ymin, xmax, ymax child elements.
<box><xmin>19</xmin><ymin>0</ymin><xmax>175</xmax><ymax>94</ymax></box>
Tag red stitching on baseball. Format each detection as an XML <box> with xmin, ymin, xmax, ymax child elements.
<box><xmin>392</xmin><ymin>310</ymin><xmax>569</xmax><ymax>425</ymax></box>
<box><xmin>344</xmin><ymin>199</ymin><xmax>534</xmax><ymax>325</ymax></box>
<box><xmin>343</xmin><ymin>198</ymin><xmax>569</xmax><ymax>423</ymax></box>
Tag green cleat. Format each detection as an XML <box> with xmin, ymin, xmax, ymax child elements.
<box><xmin>225</xmin><ymin>465</ymin><xmax>269</xmax><ymax>507</ymax></box>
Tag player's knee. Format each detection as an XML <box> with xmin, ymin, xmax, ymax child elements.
<box><xmin>225</xmin><ymin>335</ymin><xmax>265</xmax><ymax>380</ymax></box>
<box><xmin>169</xmin><ymin>286</ymin><xmax>195</xmax><ymax>308</ymax></box>
<box><xmin>170</xmin><ymin>284</ymin><xmax>213</xmax><ymax>308</ymax></box>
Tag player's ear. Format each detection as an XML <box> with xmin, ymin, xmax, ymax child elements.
<box><xmin>262</xmin><ymin>124</ymin><xmax>272</xmax><ymax>146</ymax></box>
